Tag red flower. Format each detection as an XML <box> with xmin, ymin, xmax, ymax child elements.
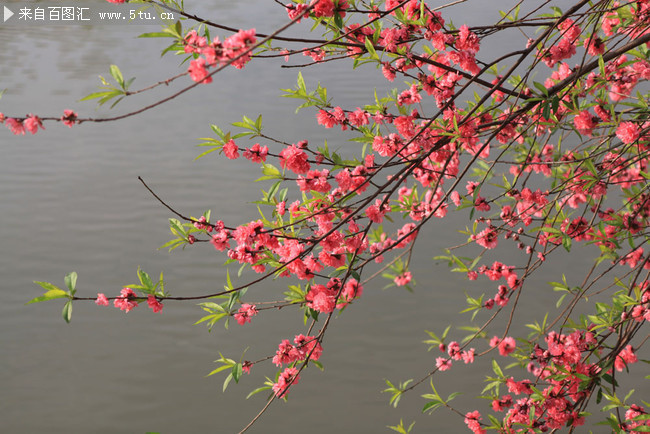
<box><xmin>616</xmin><ymin>121</ymin><xmax>639</xmax><ymax>144</ymax></box>
<box><xmin>147</xmin><ymin>294</ymin><xmax>163</xmax><ymax>313</ymax></box>
<box><xmin>188</xmin><ymin>58</ymin><xmax>212</xmax><ymax>84</ymax></box>
<box><xmin>6</xmin><ymin>118</ymin><xmax>25</xmax><ymax>135</ymax></box>
<box><xmin>272</xmin><ymin>367</ymin><xmax>300</xmax><ymax>398</ymax></box>
<box><xmin>436</xmin><ymin>357</ymin><xmax>452</xmax><ymax>371</ymax></box>
<box><xmin>234</xmin><ymin>303</ymin><xmax>257</xmax><ymax>325</ymax></box>
<box><xmin>279</xmin><ymin>144</ymin><xmax>311</xmax><ymax>174</ymax></box>
<box><xmin>498</xmin><ymin>337</ymin><xmax>516</xmax><ymax>356</ymax></box>
<box><xmin>61</xmin><ymin>110</ymin><xmax>78</xmax><ymax>128</ymax></box>
<box><xmin>222</xmin><ymin>139</ymin><xmax>240</xmax><ymax>159</ymax></box>
<box><xmin>615</xmin><ymin>345</ymin><xmax>638</xmax><ymax>371</ymax></box>
<box><xmin>114</xmin><ymin>287</ymin><xmax>139</xmax><ymax>313</ymax></box>
<box><xmin>95</xmin><ymin>293</ymin><xmax>109</xmax><ymax>306</ymax></box>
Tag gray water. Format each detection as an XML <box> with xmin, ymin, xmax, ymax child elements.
<box><xmin>1</xmin><ymin>1</ymin><xmax>646</xmax><ymax>433</ymax></box>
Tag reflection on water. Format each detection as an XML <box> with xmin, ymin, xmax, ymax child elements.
<box><xmin>1</xmin><ymin>1</ymin><xmax>647</xmax><ymax>433</ymax></box>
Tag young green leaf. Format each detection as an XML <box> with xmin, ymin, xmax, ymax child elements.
<box><xmin>62</xmin><ymin>300</ymin><xmax>73</xmax><ymax>323</ymax></box>
<box><xmin>27</xmin><ymin>287</ymin><xmax>69</xmax><ymax>305</ymax></box>
<box><xmin>64</xmin><ymin>271</ymin><xmax>77</xmax><ymax>293</ymax></box>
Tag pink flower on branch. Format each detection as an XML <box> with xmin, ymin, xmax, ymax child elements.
<box><xmin>338</xmin><ymin>278</ymin><xmax>363</xmax><ymax>306</ymax></box>
<box><xmin>464</xmin><ymin>410</ymin><xmax>486</xmax><ymax>434</ymax></box>
<box><xmin>273</xmin><ymin>339</ymin><xmax>301</xmax><ymax>366</ymax></box>
<box><xmin>223</xmin><ymin>29</ymin><xmax>257</xmax><ymax>69</ymax></box>
<box><xmin>286</xmin><ymin>3</ymin><xmax>309</xmax><ymax>23</ymax></box>
<box><xmin>279</xmin><ymin>143</ymin><xmax>311</xmax><ymax>174</ymax></box>
<box><xmin>305</xmin><ymin>284</ymin><xmax>336</xmax><ymax>313</ymax></box>
<box><xmin>114</xmin><ymin>288</ymin><xmax>138</xmax><ymax>313</ymax></box>
<box><xmin>615</xmin><ymin>345</ymin><xmax>638</xmax><ymax>371</ymax></box>
<box><xmin>462</xmin><ymin>348</ymin><xmax>476</xmax><ymax>364</ymax></box>
<box><xmin>95</xmin><ymin>293</ymin><xmax>109</xmax><ymax>306</ymax></box>
<box><xmin>455</xmin><ymin>25</ymin><xmax>480</xmax><ymax>53</ymax></box>
<box><xmin>147</xmin><ymin>294</ymin><xmax>163</xmax><ymax>313</ymax></box>
<box><xmin>498</xmin><ymin>337</ymin><xmax>516</xmax><ymax>356</ymax></box>
<box><xmin>394</xmin><ymin>271</ymin><xmax>412</xmax><ymax>286</ymax></box>
<box><xmin>616</xmin><ymin>121</ymin><xmax>640</xmax><ymax>144</ymax></box>
<box><xmin>188</xmin><ymin>58</ymin><xmax>212</xmax><ymax>84</ymax></box>
<box><xmin>61</xmin><ymin>110</ymin><xmax>78</xmax><ymax>128</ymax></box>
<box><xmin>222</xmin><ymin>139</ymin><xmax>240</xmax><ymax>159</ymax></box>
<box><xmin>293</xmin><ymin>334</ymin><xmax>322</xmax><ymax>361</ymax></box>
<box><xmin>234</xmin><ymin>303</ymin><xmax>257</xmax><ymax>325</ymax></box>
<box><xmin>272</xmin><ymin>367</ymin><xmax>300</xmax><ymax>398</ymax></box>
<box><xmin>5</xmin><ymin>118</ymin><xmax>25</xmax><ymax>135</ymax></box>
<box><xmin>183</xmin><ymin>30</ymin><xmax>207</xmax><ymax>54</ymax></box>
<box><xmin>573</xmin><ymin>110</ymin><xmax>597</xmax><ymax>137</ymax></box>
<box><xmin>436</xmin><ymin>357</ymin><xmax>452</xmax><ymax>371</ymax></box>
<box><xmin>472</xmin><ymin>225</ymin><xmax>499</xmax><ymax>249</ymax></box>
<box><xmin>243</xmin><ymin>143</ymin><xmax>268</xmax><ymax>163</ymax></box>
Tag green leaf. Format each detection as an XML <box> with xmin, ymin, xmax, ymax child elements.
<box><xmin>27</xmin><ymin>287</ymin><xmax>69</xmax><ymax>304</ymax></box>
<box><xmin>422</xmin><ymin>399</ymin><xmax>443</xmax><ymax>413</ymax></box>
<box><xmin>206</xmin><ymin>363</ymin><xmax>232</xmax><ymax>377</ymax></box>
<box><xmin>138</xmin><ymin>32</ymin><xmax>173</xmax><ymax>38</ymax></box>
<box><xmin>492</xmin><ymin>359</ymin><xmax>504</xmax><ymax>378</ymax></box>
<box><xmin>333</xmin><ymin>12</ymin><xmax>343</xmax><ymax>29</ymax></box>
<box><xmin>124</xmin><ymin>77</ymin><xmax>135</xmax><ymax>90</ymax></box>
<box><xmin>138</xmin><ymin>267</ymin><xmax>154</xmax><ymax>290</ymax></box>
<box><xmin>532</xmin><ymin>81</ymin><xmax>548</xmax><ymax>96</ymax></box>
<box><xmin>232</xmin><ymin>363</ymin><xmax>243</xmax><ymax>384</ymax></box>
<box><xmin>246</xmin><ymin>385</ymin><xmax>272</xmax><ymax>399</ymax></box>
<box><xmin>34</xmin><ymin>281</ymin><xmax>65</xmax><ymax>292</ymax></box>
<box><xmin>194</xmin><ymin>312</ymin><xmax>227</xmax><ymax>328</ymax></box>
<box><xmin>62</xmin><ymin>300</ymin><xmax>73</xmax><ymax>323</ymax></box>
<box><xmin>551</xmin><ymin>95</ymin><xmax>560</xmax><ymax>114</ymax></box>
<box><xmin>159</xmin><ymin>238</ymin><xmax>185</xmax><ymax>252</ymax></box>
<box><xmin>266</xmin><ymin>181</ymin><xmax>281</xmax><ymax>202</ymax></box>
<box><xmin>195</xmin><ymin>146</ymin><xmax>220</xmax><ymax>160</ymax></box>
<box><xmin>364</xmin><ymin>37</ymin><xmax>379</xmax><ymax>60</ymax></box>
<box><xmin>387</xmin><ymin>419</ymin><xmax>415</xmax><ymax>434</ymax></box>
<box><xmin>169</xmin><ymin>218</ymin><xmax>185</xmax><ymax>236</ymax></box>
<box><xmin>174</xmin><ymin>21</ymin><xmax>183</xmax><ymax>38</ymax></box>
<box><xmin>109</xmin><ymin>96</ymin><xmax>125</xmax><ymax>109</ymax></box>
<box><xmin>110</xmin><ymin>64</ymin><xmax>124</xmax><ymax>87</ymax></box>
<box><xmin>257</xmin><ymin>163</ymin><xmax>282</xmax><ymax>181</ymax></box>
<box><xmin>79</xmin><ymin>91</ymin><xmax>114</xmax><ymax>102</ymax></box>
<box><xmin>223</xmin><ymin>372</ymin><xmax>233</xmax><ymax>392</ymax></box>
<box><xmin>64</xmin><ymin>272</ymin><xmax>77</xmax><ymax>292</ymax></box>
<box><xmin>542</xmin><ymin>101</ymin><xmax>551</xmax><ymax>120</ymax></box>
<box><xmin>297</xmin><ymin>71</ymin><xmax>306</xmax><ymax>92</ymax></box>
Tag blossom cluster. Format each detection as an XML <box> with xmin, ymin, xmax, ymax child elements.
<box><xmin>435</xmin><ymin>340</ymin><xmax>476</xmax><ymax>372</ymax></box>
<box><xmin>270</xmin><ymin>334</ymin><xmax>323</xmax><ymax>398</ymax></box>
<box><xmin>171</xmin><ymin>1</ymin><xmax>650</xmax><ymax>417</ymax></box>
<box><xmin>95</xmin><ymin>289</ymin><xmax>163</xmax><ymax>313</ymax></box>
<box><xmin>21</xmin><ymin>0</ymin><xmax>650</xmax><ymax>430</ymax></box>
<box><xmin>184</xmin><ymin>28</ymin><xmax>257</xmax><ymax>83</ymax></box>
<box><xmin>2</xmin><ymin>110</ymin><xmax>78</xmax><ymax>135</ymax></box>
<box><xmin>272</xmin><ymin>334</ymin><xmax>323</xmax><ymax>367</ymax></box>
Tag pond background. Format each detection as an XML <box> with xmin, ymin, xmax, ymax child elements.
<box><xmin>1</xmin><ymin>1</ymin><xmax>647</xmax><ymax>433</ymax></box>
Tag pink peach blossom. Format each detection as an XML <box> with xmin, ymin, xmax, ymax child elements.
<box><xmin>616</xmin><ymin>121</ymin><xmax>639</xmax><ymax>144</ymax></box>
<box><xmin>95</xmin><ymin>293</ymin><xmax>109</xmax><ymax>306</ymax></box>
<box><xmin>147</xmin><ymin>294</ymin><xmax>163</xmax><ymax>313</ymax></box>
